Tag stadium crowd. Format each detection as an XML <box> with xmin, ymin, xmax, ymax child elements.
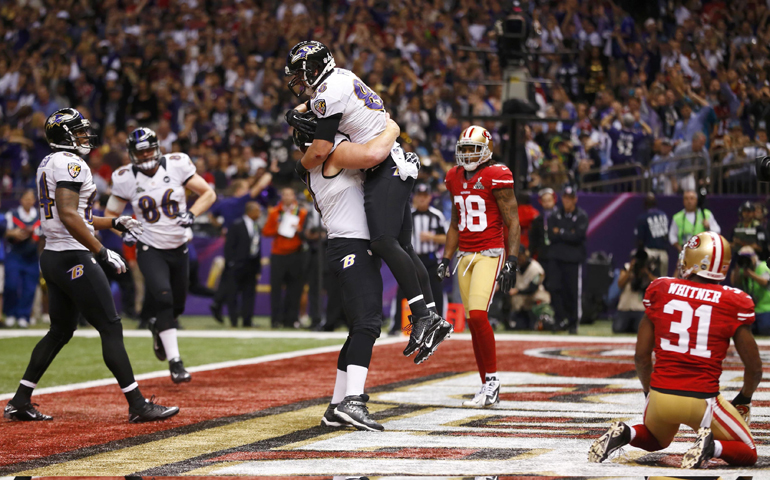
<box><xmin>1</xmin><ymin>0</ymin><xmax>770</xmax><ymax>332</ymax></box>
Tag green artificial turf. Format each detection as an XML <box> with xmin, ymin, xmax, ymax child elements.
<box><xmin>0</xmin><ymin>334</ymin><xmax>343</xmax><ymax>394</ymax></box>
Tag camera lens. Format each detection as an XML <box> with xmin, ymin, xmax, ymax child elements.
<box><xmin>757</xmin><ymin>156</ymin><xmax>770</xmax><ymax>182</ymax></box>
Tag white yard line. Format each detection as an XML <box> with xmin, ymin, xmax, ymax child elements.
<box><xmin>0</xmin><ymin>336</ymin><xmax>404</xmax><ymax>400</ymax></box>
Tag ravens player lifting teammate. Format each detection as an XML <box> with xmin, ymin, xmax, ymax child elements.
<box><xmin>105</xmin><ymin>128</ymin><xmax>216</xmax><ymax>384</ymax></box>
<box><xmin>5</xmin><ymin>108</ymin><xmax>178</xmax><ymax>423</ymax></box>
<box><xmin>285</xmin><ymin>40</ymin><xmax>452</xmax><ymax>363</ymax></box>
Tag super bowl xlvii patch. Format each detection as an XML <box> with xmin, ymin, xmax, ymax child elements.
<box><xmin>68</xmin><ymin>162</ymin><xmax>81</xmax><ymax>179</ymax></box>
<box><xmin>314</xmin><ymin>99</ymin><xmax>327</xmax><ymax>116</ymax></box>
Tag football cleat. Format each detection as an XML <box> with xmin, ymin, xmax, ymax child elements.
<box><xmin>4</xmin><ymin>316</ymin><xmax>16</xmax><ymax>328</ymax></box>
<box><xmin>414</xmin><ymin>316</ymin><xmax>453</xmax><ymax>364</ymax></box>
<box><xmin>334</xmin><ymin>394</ymin><xmax>384</xmax><ymax>432</ymax></box>
<box><xmin>681</xmin><ymin>427</ymin><xmax>715</xmax><ymax>469</ymax></box>
<box><xmin>588</xmin><ymin>421</ymin><xmax>631</xmax><ymax>463</ymax></box>
<box><xmin>320</xmin><ymin>403</ymin><xmax>352</xmax><ymax>428</ymax></box>
<box><xmin>463</xmin><ymin>385</ymin><xmax>486</xmax><ymax>407</ymax></box>
<box><xmin>4</xmin><ymin>402</ymin><xmax>53</xmax><ymax>421</ymax></box>
<box><xmin>169</xmin><ymin>359</ymin><xmax>191</xmax><ymax>384</ymax></box>
<box><xmin>403</xmin><ymin>313</ymin><xmax>444</xmax><ymax>357</ymax></box>
<box><xmin>148</xmin><ymin>318</ymin><xmax>166</xmax><ymax>361</ymax></box>
<box><xmin>128</xmin><ymin>396</ymin><xmax>179</xmax><ymax>423</ymax></box>
<box><xmin>482</xmin><ymin>378</ymin><xmax>501</xmax><ymax>406</ymax></box>
<box><xmin>17</xmin><ymin>318</ymin><xmax>29</xmax><ymax>328</ymax></box>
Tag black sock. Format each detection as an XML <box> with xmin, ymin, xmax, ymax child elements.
<box><xmin>124</xmin><ymin>387</ymin><xmax>145</xmax><ymax>409</ymax></box>
<box><xmin>98</xmin><ymin>323</ymin><xmax>138</xmax><ymax>388</ymax></box>
<box><xmin>346</xmin><ymin>332</ymin><xmax>376</xmax><ymax>369</ymax></box>
<box><xmin>11</xmin><ymin>384</ymin><xmax>34</xmax><ymax>406</ymax></box>
<box><xmin>370</xmin><ymin>237</ymin><xmax>429</xmax><ymax>318</ymax></box>
<box><xmin>18</xmin><ymin>327</ymin><xmax>73</xmax><ymax>393</ymax></box>
<box><xmin>404</xmin><ymin>244</ymin><xmax>435</xmax><ymax>309</ymax></box>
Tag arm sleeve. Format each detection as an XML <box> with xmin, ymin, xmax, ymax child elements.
<box><xmin>310</xmin><ymin>85</ymin><xmax>346</xmax><ymax>119</ymax></box>
<box><xmin>110</xmin><ymin>169</ymin><xmax>132</xmax><ymax>201</ymax></box>
<box><xmin>642</xmin><ymin>277</ymin><xmax>663</xmax><ymax>317</ymax></box>
<box><xmin>168</xmin><ymin>153</ymin><xmax>196</xmax><ymax>185</ymax></box>
<box><xmin>730</xmin><ymin>290</ymin><xmax>756</xmax><ymax>335</ymax></box>
<box><xmin>262</xmin><ymin>207</ymin><xmax>280</xmax><ymax>237</ymax></box>
<box><xmin>489</xmin><ymin>165</ymin><xmax>514</xmax><ymax>190</ymax></box>
<box><xmin>314</xmin><ymin>113</ymin><xmax>343</xmax><ymax>143</ymax></box>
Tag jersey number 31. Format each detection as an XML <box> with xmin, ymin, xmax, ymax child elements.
<box><xmin>661</xmin><ymin>299</ymin><xmax>712</xmax><ymax>358</ymax></box>
<box><xmin>454</xmin><ymin>195</ymin><xmax>487</xmax><ymax>232</ymax></box>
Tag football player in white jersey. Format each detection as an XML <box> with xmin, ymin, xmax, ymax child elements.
<box><xmin>290</xmin><ymin>108</ymin><xmax>401</xmax><ymax>431</ymax></box>
<box><xmin>105</xmin><ymin>127</ymin><xmax>216</xmax><ymax>384</ymax></box>
<box><xmin>5</xmin><ymin>108</ymin><xmax>179</xmax><ymax>423</ymax></box>
<box><xmin>286</xmin><ymin>41</ymin><xmax>452</xmax><ymax>363</ymax></box>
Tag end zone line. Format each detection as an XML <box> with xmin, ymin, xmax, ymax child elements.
<box><xmin>0</xmin><ymin>336</ymin><xmax>400</xmax><ymax>400</ymax></box>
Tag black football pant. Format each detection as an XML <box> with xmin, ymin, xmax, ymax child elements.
<box><xmin>19</xmin><ymin>250</ymin><xmax>136</xmax><ymax>391</ymax></box>
<box><xmin>365</xmin><ymin>155</ymin><xmax>434</xmax><ymax>318</ymax></box>
<box><xmin>547</xmin><ymin>259</ymin><xmax>582</xmax><ymax>330</ymax></box>
<box><xmin>136</xmin><ymin>242</ymin><xmax>189</xmax><ymax>332</ymax></box>
<box><xmin>390</xmin><ymin>255</ymin><xmax>444</xmax><ymax>334</ymax></box>
<box><xmin>220</xmin><ymin>261</ymin><xmax>259</xmax><ymax>326</ymax></box>
<box><xmin>269</xmin><ymin>251</ymin><xmax>305</xmax><ymax>328</ymax></box>
<box><xmin>97</xmin><ymin>256</ymin><xmax>137</xmax><ymax>318</ymax></box>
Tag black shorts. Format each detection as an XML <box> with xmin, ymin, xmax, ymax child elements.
<box><xmin>40</xmin><ymin>249</ymin><xmax>120</xmax><ymax>331</ymax></box>
<box><xmin>364</xmin><ymin>155</ymin><xmax>415</xmax><ymax>243</ymax></box>
<box><xmin>136</xmin><ymin>242</ymin><xmax>189</xmax><ymax>324</ymax></box>
<box><xmin>327</xmin><ymin>238</ymin><xmax>383</xmax><ymax>338</ymax></box>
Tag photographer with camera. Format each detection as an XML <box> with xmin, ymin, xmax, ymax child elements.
<box><xmin>731</xmin><ymin>246</ymin><xmax>770</xmax><ymax>335</ymax></box>
<box><xmin>614</xmin><ymin>249</ymin><xmax>658</xmax><ymax>333</ymax></box>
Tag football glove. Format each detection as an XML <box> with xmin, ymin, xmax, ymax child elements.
<box><xmin>98</xmin><ymin>247</ymin><xmax>127</xmax><ymax>274</ymax></box>
<box><xmin>437</xmin><ymin>258</ymin><xmax>451</xmax><ymax>280</ymax></box>
<box><xmin>732</xmin><ymin>391</ymin><xmax>752</xmax><ymax>424</ymax></box>
<box><xmin>112</xmin><ymin>216</ymin><xmax>143</xmax><ymax>235</ymax></box>
<box><xmin>285</xmin><ymin>109</ymin><xmax>317</xmax><ymax>137</ymax></box>
<box><xmin>175</xmin><ymin>211</ymin><xmax>195</xmax><ymax>226</ymax></box>
<box><xmin>497</xmin><ymin>256</ymin><xmax>518</xmax><ymax>292</ymax></box>
<box><xmin>405</xmin><ymin>151</ymin><xmax>421</xmax><ymax>170</ymax></box>
<box><xmin>122</xmin><ymin>230</ymin><xmax>137</xmax><ymax>247</ymax></box>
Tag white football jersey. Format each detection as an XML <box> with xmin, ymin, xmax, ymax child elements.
<box><xmin>309</xmin><ymin>68</ymin><xmax>387</xmax><ymax>145</ymax></box>
<box><xmin>304</xmin><ymin>134</ymin><xmax>369</xmax><ymax>240</ymax></box>
<box><xmin>111</xmin><ymin>153</ymin><xmax>196</xmax><ymax>250</ymax></box>
<box><xmin>36</xmin><ymin>151</ymin><xmax>97</xmax><ymax>252</ymax></box>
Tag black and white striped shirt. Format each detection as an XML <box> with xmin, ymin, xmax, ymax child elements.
<box><xmin>411</xmin><ymin>207</ymin><xmax>447</xmax><ymax>256</ymax></box>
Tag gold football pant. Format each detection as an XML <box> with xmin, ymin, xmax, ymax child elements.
<box><xmin>457</xmin><ymin>253</ymin><xmax>505</xmax><ymax>316</ymax></box>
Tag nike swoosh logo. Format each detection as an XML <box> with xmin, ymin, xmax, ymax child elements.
<box><xmin>423</xmin><ymin>332</ymin><xmax>435</xmax><ymax>348</ymax></box>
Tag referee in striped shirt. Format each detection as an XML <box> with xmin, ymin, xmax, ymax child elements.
<box><xmin>390</xmin><ymin>183</ymin><xmax>447</xmax><ymax>333</ymax></box>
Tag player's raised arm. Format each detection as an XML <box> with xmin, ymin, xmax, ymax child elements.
<box><xmin>634</xmin><ymin>315</ymin><xmax>655</xmax><ymax>395</ymax></box>
<box><xmin>330</xmin><ymin>118</ymin><xmax>400</xmax><ymax>170</ymax></box>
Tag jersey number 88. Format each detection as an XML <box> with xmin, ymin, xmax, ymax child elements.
<box><xmin>138</xmin><ymin>189</ymin><xmax>179</xmax><ymax>224</ymax></box>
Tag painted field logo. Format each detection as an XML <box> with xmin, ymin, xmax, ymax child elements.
<box><xmin>68</xmin><ymin>264</ymin><xmax>84</xmax><ymax>280</ymax></box>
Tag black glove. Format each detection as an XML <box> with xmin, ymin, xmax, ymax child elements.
<box><xmin>437</xmin><ymin>258</ymin><xmax>451</xmax><ymax>280</ymax></box>
<box><xmin>98</xmin><ymin>246</ymin><xmax>127</xmax><ymax>274</ymax></box>
<box><xmin>732</xmin><ymin>391</ymin><xmax>752</xmax><ymax>424</ymax></box>
<box><xmin>285</xmin><ymin>109</ymin><xmax>317</xmax><ymax>137</ymax></box>
<box><xmin>175</xmin><ymin>211</ymin><xmax>195</xmax><ymax>226</ymax></box>
<box><xmin>497</xmin><ymin>256</ymin><xmax>518</xmax><ymax>292</ymax></box>
<box><xmin>295</xmin><ymin>159</ymin><xmax>309</xmax><ymax>178</ymax></box>
<box><xmin>732</xmin><ymin>391</ymin><xmax>752</xmax><ymax>406</ymax></box>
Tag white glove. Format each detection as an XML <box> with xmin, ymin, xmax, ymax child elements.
<box><xmin>176</xmin><ymin>211</ymin><xmax>195</xmax><ymax>226</ymax></box>
<box><xmin>391</xmin><ymin>145</ymin><xmax>419</xmax><ymax>181</ymax></box>
<box><xmin>97</xmin><ymin>247</ymin><xmax>127</xmax><ymax>274</ymax></box>
<box><xmin>122</xmin><ymin>231</ymin><xmax>137</xmax><ymax>247</ymax></box>
<box><xmin>112</xmin><ymin>216</ymin><xmax>144</xmax><ymax>235</ymax></box>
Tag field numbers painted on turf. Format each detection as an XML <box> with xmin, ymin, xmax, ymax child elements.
<box><xmin>454</xmin><ymin>194</ymin><xmax>487</xmax><ymax>232</ymax></box>
<box><xmin>341</xmin><ymin>254</ymin><xmax>356</xmax><ymax>269</ymax></box>
<box><xmin>661</xmin><ymin>300</ymin><xmax>712</xmax><ymax>358</ymax></box>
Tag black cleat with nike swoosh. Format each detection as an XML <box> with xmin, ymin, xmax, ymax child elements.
<box><xmin>128</xmin><ymin>396</ymin><xmax>179</xmax><ymax>423</ymax></box>
<box><xmin>4</xmin><ymin>401</ymin><xmax>53</xmax><ymax>421</ymax></box>
<box><xmin>414</xmin><ymin>314</ymin><xmax>453</xmax><ymax>364</ymax></box>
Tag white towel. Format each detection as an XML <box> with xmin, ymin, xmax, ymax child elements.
<box><xmin>391</xmin><ymin>144</ymin><xmax>419</xmax><ymax>181</ymax></box>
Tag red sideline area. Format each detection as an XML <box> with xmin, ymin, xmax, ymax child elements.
<box><xmin>0</xmin><ymin>340</ymin><xmax>636</xmax><ymax>467</ymax></box>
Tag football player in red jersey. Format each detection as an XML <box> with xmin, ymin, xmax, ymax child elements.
<box><xmin>589</xmin><ymin>232</ymin><xmax>763</xmax><ymax>468</ymax></box>
<box><xmin>438</xmin><ymin>125</ymin><xmax>521</xmax><ymax>407</ymax></box>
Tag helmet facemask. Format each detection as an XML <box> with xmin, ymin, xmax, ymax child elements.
<box><xmin>129</xmin><ymin>140</ymin><xmax>161</xmax><ymax>171</ymax></box>
<box><xmin>455</xmin><ymin>141</ymin><xmax>492</xmax><ymax>171</ymax></box>
<box><xmin>69</xmin><ymin>122</ymin><xmax>97</xmax><ymax>155</ymax></box>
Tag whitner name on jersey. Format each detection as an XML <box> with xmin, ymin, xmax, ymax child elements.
<box><xmin>111</xmin><ymin>153</ymin><xmax>196</xmax><ymax>250</ymax></box>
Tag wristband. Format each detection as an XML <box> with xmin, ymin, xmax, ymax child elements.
<box><xmin>295</xmin><ymin>159</ymin><xmax>309</xmax><ymax>176</ymax></box>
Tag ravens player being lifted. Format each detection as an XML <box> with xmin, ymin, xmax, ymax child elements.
<box><xmin>285</xmin><ymin>40</ymin><xmax>452</xmax><ymax>363</ymax></box>
<box><xmin>5</xmin><ymin>108</ymin><xmax>179</xmax><ymax>423</ymax></box>
<box><xmin>105</xmin><ymin>127</ymin><xmax>216</xmax><ymax>383</ymax></box>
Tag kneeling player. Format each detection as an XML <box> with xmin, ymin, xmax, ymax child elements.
<box><xmin>106</xmin><ymin>127</ymin><xmax>216</xmax><ymax>383</ymax></box>
<box><xmin>589</xmin><ymin>232</ymin><xmax>762</xmax><ymax>468</ymax></box>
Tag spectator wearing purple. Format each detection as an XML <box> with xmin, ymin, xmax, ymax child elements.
<box><xmin>209</xmin><ymin>173</ymin><xmax>272</xmax><ymax>230</ymax></box>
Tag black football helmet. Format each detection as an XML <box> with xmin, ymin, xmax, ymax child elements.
<box><xmin>127</xmin><ymin>127</ymin><xmax>161</xmax><ymax>171</ymax></box>
<box><xmin>45</xmin><ymin>108</ymin><xmax>97</xmax><ymax>155</ymax></box>
<box><xmin>285</xmin><ymin>40</ymin><xmax>335</xmax><ymax>97</ymax></box>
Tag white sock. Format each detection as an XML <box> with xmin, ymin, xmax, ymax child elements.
<box><xmin>714</xmin><ymin>440</ymin><xmax>723</xmax><ymax>458</ymax></box>
<box><xmin>345</xmin><ymin>365</ymin><xmax>368</xmax><ymax>397</ymax></box>
<box><xmin>121</xmin><ymin>382</ymin><xmax>138</xmax><ymax>393</ymax></box>
<box><xmin>20</xmin><ymin>380</ymin><xmax>37</xmax><ymax>389</ymax></box>
<box><xmin>331</xmin><ymin>369</ymin><xmax>347</xmax><ymax>404</ymax></box>
<box><xmin>159</xmin><ymin>329</ymin><xmax>180</xmax><ymax>362</ymax></box>
<box><xmin>628</xmin><ymin>424</ymin><xmax>636</xmax><ymax>441</ymax></box>
<box><xmin>485</xmin><ymin>372</ymin><xmax>498</xmax><ymax>382</ymax></box>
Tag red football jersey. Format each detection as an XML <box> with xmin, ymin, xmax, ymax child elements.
<box><xmin>643</xmin><ymin>276</ymin><xmax>755</xmax><ymax>395</ymax></box>
<box><xmin>445</xmin><ymin>163</ymin><xmax>514</xmax><ymax>252</ymax></box>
